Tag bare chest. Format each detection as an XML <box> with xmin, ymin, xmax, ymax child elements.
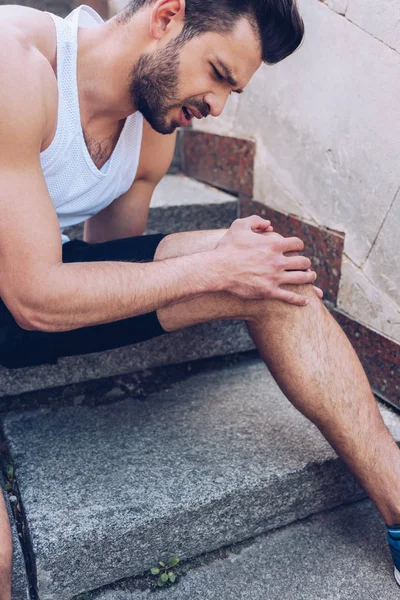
<box><xmin>82</xmin><ymin>121</ymin><xmax>125</xmax><ymax>170</ymax></box>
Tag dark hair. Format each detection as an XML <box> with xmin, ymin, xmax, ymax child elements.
<box><xmin>120</xmin><ymin>0</ymin><xmax>304</xmax><ymax>65</ymax></box>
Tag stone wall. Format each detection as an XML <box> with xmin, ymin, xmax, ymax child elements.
<box><xmin>193</xmin><ymin>0</ymin><xmax>400</xmax><ymax>344</ymax></box>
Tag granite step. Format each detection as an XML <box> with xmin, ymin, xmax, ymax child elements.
<box><xmin>3</xmin><ymin>358</ymin><xmax>400</xmax><ymax>599</ymax></box>
<box><xmin>75</xmin><ymin>500</ymin><xmax>400</xmax><ymax>600</ymax></box>
<box><xmin>0</xmin><ymin>174</ymin><xmax>254</xmax><ymax>399</ymax></box>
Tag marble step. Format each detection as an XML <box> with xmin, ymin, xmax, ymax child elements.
<box><xmin>0</xmin><ymin>174</ymin><xmax>252</xmax><ymax>399</ymax></box>
<box><xmin>3</xmin><ymin>358</ymin><xmax>400</xmax><ymax>599</ymax></box>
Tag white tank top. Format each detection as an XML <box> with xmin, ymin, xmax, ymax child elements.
<box><xmin>40</xmin><ymin>5</ymin><xmax>144</xmax><ymax>244</ymax></box>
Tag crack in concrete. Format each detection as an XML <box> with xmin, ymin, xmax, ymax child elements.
<box><xmin>319</xmin><ymin>0</ymin><xmax>348</xmax><ymax>17</ymax></box>
<box><xmin>343</xmin><ymin>252</ymin><xmax>400</xmax><ymax>315</ymax></box>
<box><xmin>0</xmin><ymin>427</ymin><xmax>39</xmax><ymax>600</ymax></box>
<box><xmin>363</xmin><ymin>182</ymin><xmax>400</xmax><ymax>265</ymax></box>
<box><xmin>319</xmin><ymin>0</ymin><xmax>400</xmax><ymax>55</ymax></box>
<box><xmin>345</xmin><ymin>15</ymin><xmax>400</xmax><ymax>55</ymax></box>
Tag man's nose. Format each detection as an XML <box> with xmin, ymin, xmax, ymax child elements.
<box><xmin>203</xmin><ymin>92</ymin><xmax>230</xmax><ymax>118</ymax></box>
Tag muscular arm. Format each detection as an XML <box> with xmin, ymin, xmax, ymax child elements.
<box><xmin>84</xmin><ymin>122</ymin><xmax>177</xmax><ymax>243</ymax></box>
<box><xmin>0</xmin><ymin>41</ymin><xmax>220</xmax><ymax>333</ymax></box>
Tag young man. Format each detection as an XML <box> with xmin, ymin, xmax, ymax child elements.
<box><xmin>1</xmin><ymin>1</ymin><xmax>400</xmax><ymax>597</ymax></box>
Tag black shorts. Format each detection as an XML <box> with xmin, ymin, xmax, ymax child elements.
<box><xmin>0</xmin><ymin>234</ymin><xmax>169</xmax><ymax>370</ymax></box>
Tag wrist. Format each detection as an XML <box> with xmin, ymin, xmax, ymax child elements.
<box><xmin>194</xmin><ymin>249</ymin><xmax>226</xmax><ymax>294</ymax></box>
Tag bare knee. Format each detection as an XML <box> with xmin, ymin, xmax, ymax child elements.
<box><xmin>154</xmin><ymin>230</ymin><xmax>228</xmax><ymax>262</ymax></box>
<box><xmin>245</xmin><ymin>284</ymin><xmax>324</xmax><ymax>325</ymax></box>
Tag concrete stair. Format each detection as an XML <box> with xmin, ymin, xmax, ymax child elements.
<box><xmin>2</xmin><ymin>359</ymin><xmax>400</xmax><ymax>599</ymax></box>
<box><xmin>75</xmin><ymin>500</ymin><xmax>400</xmax><ymax>600</ymax></box>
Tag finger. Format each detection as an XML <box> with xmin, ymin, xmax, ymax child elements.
<box><xmin>274</xmin><ymin>289</ymin><xmax>310</xmax><ymax>307</ymax></box>
<box><xmin>253</xmin><ymin>224</ymin><xmax>274</xmax><ymax>233</ymax></box>
<box><xmin>283</xmin><ymin>237</ymin><xmax>304</xmax><ymax>253</ymax></box>
<box><xmin>313</xmin><ymin>286</ymin><xmax>324</xmax><ymax>299</ymax></box>
<box><xmin>243</xmin><ymin>216</ymin><xmax>272</xmax><ymax>232</ymax></box>
<box><xmin>257</xmin><ymin>226</ymin><xmax>274</xmax><ymax>236</ymax></box>
<box><xmin>285</xmin><ymin>256</ymin><xmax>312</xmax><ymax>271</ymax></box>
<box><xmin>282</xmin><ymin>270</ymin><xmax>317</xmax><ymax>285</ymax></box>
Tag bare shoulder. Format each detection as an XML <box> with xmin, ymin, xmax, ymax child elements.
<box><xmin>0</xmin><ymin>11</ymin><xmax>57</xmax><ymax>157</ymax></box>
<box><xmin>135</xmin><ymin>119</ymin><xmax>177</xmax><ymax>182</ymax></box>
<box><xmin>0</xmin><ymin>5</ymin><xmax>57</xmax><ymax>57</ymax></box>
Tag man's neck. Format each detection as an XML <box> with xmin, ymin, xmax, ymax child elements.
<box><xmin>76</xmin><ymin>13</ymin><xmax>148</xmax><ymax>127</ymax></box>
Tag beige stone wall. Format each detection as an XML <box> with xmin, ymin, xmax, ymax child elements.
<box><xmin>193</xmin><ymin>0</ymin><xmax>400</xmax><ymax>343</ymax></box>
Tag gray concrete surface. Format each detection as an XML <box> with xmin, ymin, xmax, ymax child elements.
<box><xmin>1</xmin><ymin>480</ymin><xmax>30</xmax><ymax>600</ymax></box>
<box><xmin>4</xmin><ymin>359</ymin><xmax>400</xmax><ymax>599</ymax></box>
<box><xmin>150</xmin><ymin>174</ymin><xmax>236</xmax><ymax>209</ymax></box>
<box><xmin>87</xmin><ymin>500</ymin><xmax>400</xmax><ymax>600</ymax></box>
<box><xmin>347</xmin><ymin>0</ymin><xmax>400</xmax><ymax>53</ymax></box>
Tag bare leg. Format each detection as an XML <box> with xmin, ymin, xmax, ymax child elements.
<box><xmin>155</xmin><ymin>230</ymin><xmax>400</xmax><ymax>525</ymax></box>
<box><xmin>0</xmin><ymin>490</ymin><xmax>12</xmax><ymax>600</ymax></box>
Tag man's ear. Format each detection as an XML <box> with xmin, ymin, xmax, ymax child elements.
<box><xmin>150</xmin><ymin>0</ymin><xmax>186</xmax><ymax>40</ymax></box>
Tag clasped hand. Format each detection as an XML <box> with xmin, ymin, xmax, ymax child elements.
<box><xmin>215</xmin><ymin>216</ymin><xmax>323</xmax><ymax>306</ymax></box>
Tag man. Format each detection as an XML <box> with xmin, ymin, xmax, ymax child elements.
<box><xmin>0</xmin><ymin>1</ymin><xmax>400</xmax><ymax>597</ymax></box>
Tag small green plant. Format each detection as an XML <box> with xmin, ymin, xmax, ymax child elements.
<box><xmin>150</xmin><ymin>557</ymin><xmax>180</xmax><ymax>587</ymax></box>
<box><xmin>4</xmin><ymin>464</ymin><xmax>14</xmax><ymax>491</ymax></box>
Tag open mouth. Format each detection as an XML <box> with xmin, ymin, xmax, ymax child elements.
<box><xmin>183</xmin><ymin>106</ymin><xmax>192</xmax><ymax>121</ymax></box>
<box><xmin>180</xmin><ymin>105</ymin><xmax>204</xmax><ymax>127</ymax></box>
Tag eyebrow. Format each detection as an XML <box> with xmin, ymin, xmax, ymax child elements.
<box><xmin>215</xmin><ymin>58</ymin><xmax>244</xmax><ymax>94</ymax></box>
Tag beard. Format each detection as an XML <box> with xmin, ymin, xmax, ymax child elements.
<box><xmin>129</xmin><ymin>37</ymin><xmax>208</xmax><ymax>134</ymax></box>
<box><xmin>129</xmin><ymin>37</ymin><xmax>183</xmax><ymax>134</ymax></box>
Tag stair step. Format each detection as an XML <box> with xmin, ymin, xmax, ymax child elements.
<box><xmin>0</xmin><ymin>175</ymin><xmax>246</xmax><ymax>399</ymax></box>
<box><xmin>4</xmin><ymin>359</ymin><xmax>400</xmax><ymax>599</ymax></box>
<box><xmin>79</xmin><ymin>500</ymin><xmax>400</xmax><ymax>600</ymax></box>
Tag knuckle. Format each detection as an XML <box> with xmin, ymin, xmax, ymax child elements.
<box><xmin>271</xmin><ymin>257</ymin><xmax>283</xmax><ymax>271</ymax></box>
<box><xmin>269</xmin><ymin>234</ymin><xmax>284</xmax><ymax>250</ymax></box>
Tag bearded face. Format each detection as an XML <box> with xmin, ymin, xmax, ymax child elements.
<box><xmin>129</xmin><ymin>37</ymin><xmax>209</xmax><ymax>134</ymax></box>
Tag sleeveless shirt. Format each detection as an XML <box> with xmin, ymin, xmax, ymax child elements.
<box><xmin>40</xmin><ymin>5</ymin><xmax>144</xmax><ymax>244</ymax></box>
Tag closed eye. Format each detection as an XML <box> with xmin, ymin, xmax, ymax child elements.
<box><xmin>211</xmin><ymin>64</ymin><xmax>224</xmax><ymax>81</ymax></box>
<box><xmin>210</xmin><ymin>63</ymin><xmax>243</xmax><ymax>95</ymax></box>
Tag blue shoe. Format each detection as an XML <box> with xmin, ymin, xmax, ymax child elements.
<box><xmin>387</xmin><ymin>526</ymin><xmax>400</xmax><ymax>585</ymax></box>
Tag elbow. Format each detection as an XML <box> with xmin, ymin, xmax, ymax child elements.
<box><xmin>3</xmin><ymin>266</ymin><xmax>64</xmax><ymax>333</ymax></box>
<box><xmin>9</xmin><ymin>307</ymin><xmax>38</xmax><ymax>332</ymax></box>
<box><xmin>8</xmin><ymin>295</ymin><xmax>57</xmax><ymax>333</ymax></box>
<box><xmin>12</xmin><ymin>304</ymin><xmax>50</xmax><ymax>333</ymax></box>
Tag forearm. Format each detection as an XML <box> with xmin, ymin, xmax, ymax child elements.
<box><xmin>23</xmin><ymin>251</ymin><xmax>221</xmax><ymax>332</ymax></box>
<box><xmin>83</xmin><ymin>212</ymin><xmax>147</xmax><ymax>244</ymax></box>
